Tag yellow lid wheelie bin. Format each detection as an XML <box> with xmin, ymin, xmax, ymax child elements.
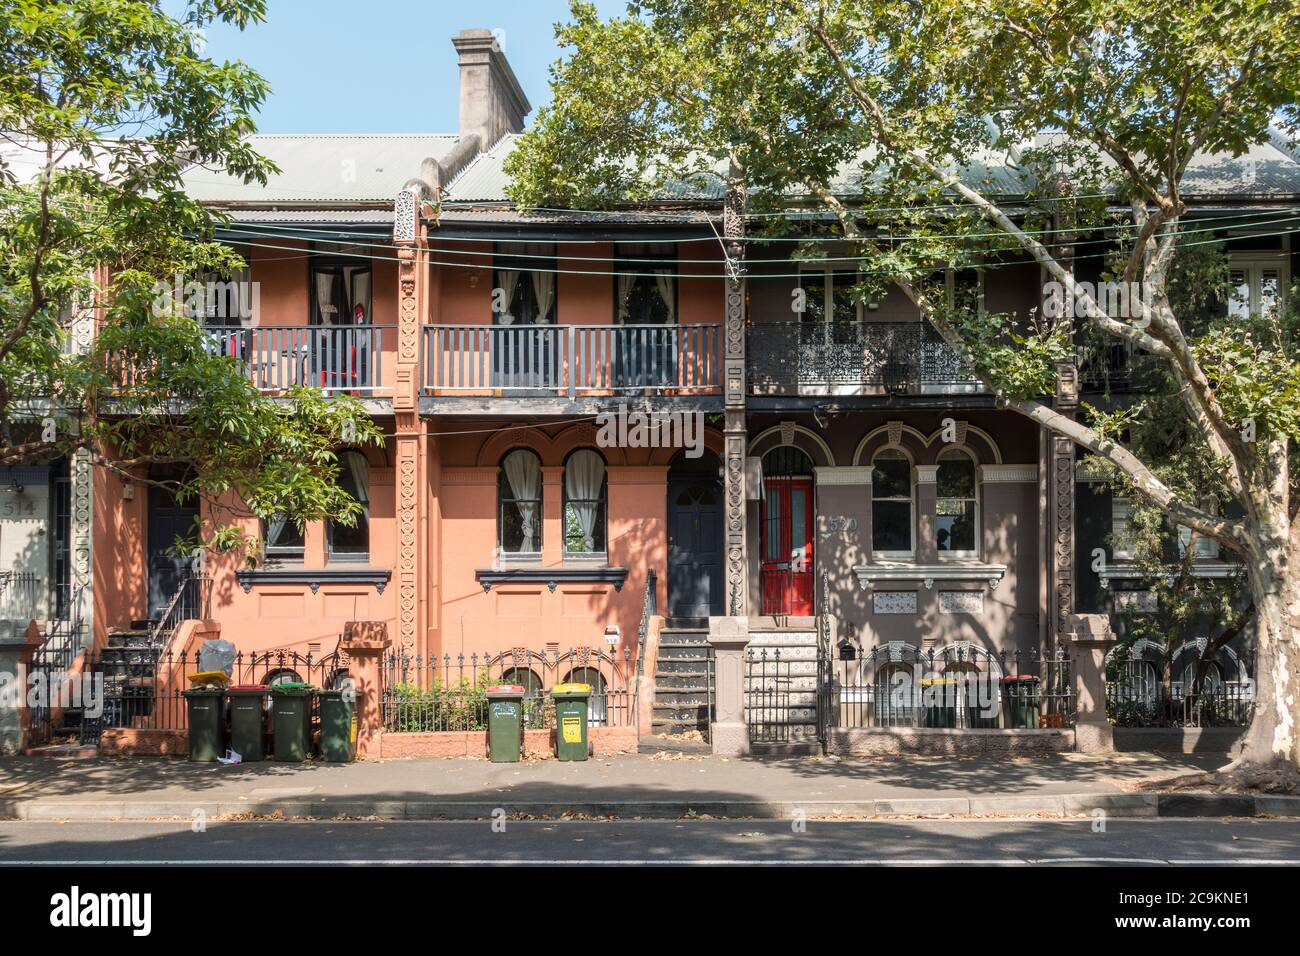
<box><xmin>551</xmin><ymin>682</ymin><xmax>592</xmax><ymax>761</ymax></box>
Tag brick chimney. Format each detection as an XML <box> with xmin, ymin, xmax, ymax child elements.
<box><xmin>452</xmin><ymin>29</ymin><xmax>531</xmax><ymax>150</ymax></box>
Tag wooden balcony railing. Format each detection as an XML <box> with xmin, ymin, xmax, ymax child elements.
<box><xmin>205</xmin><ymin>324</ymin><xmax>395</xmax><ymax>395</ymax></box>
<box><xmin>421</xmin><ymin>323</ymin><xmax>722</xmax><ymax>396</ymax></box>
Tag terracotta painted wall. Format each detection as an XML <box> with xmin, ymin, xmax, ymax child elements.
<box><xmin>91</xmin><ymin>463</ymin><xmax>147</xmax><ymax>644</ymax></box>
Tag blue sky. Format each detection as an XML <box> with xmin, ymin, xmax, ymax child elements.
<box><xmin>186</xmin><ymin>1</ymin><xmax>627</xmax><ymax>133</ymax></box>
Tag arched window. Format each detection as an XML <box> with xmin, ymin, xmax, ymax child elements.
<box><xmin>935</xmin><ymin>448</ymin><xmax>978</xmax><ymax>557</ymax></box>
<box><xmin>499</xmin><ymin>449</ymin><xmax>543</xmax><ymax>555</ymax></box>
<box><xmin>871</xmin><ymin>449</ymin><xmax>913</xmax><ymax>557</ymax></box>
<box><xmin>328</xmin><ymin>450</ymin><xmax>370</xmax><ymax>560</ymax></box>
<box><xmin>565</xmin><ymin>667</ymin><xmax>608</xmax><ymax>726</ymax></box>
<box><xmin>563</xmin><ymin>449</ymin><xmax>607</xmax><ymax>556</ymax></box>
<box><xmin>875</xmin><ymin>662</ymin><xmax>915</xmax><ymax>726</ymax></box>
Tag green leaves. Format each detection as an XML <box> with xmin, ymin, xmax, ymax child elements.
<box><xmin>0</xmin><ymin>2</ymin><xmax>375</xmax><ymax>553</ymax></box>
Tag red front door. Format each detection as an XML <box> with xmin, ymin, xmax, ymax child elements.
<box><xmin>760</xmin><ymin>476</ymin><xmax>814</xmax><ymax>615</ymax></box>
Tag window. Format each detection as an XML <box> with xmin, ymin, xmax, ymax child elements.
<box><xmin>797</xmin><ymin>269</ymin><xmax>861</xmax><ymax>324</ymax></box>
<box><xmin>1226</xmin><ymin>259</ymin><xmax>1286</xmax><ymax>321</ymax></box>
<box><xmin>311</xmin><ymin>256</ymin><xmax>372</xmax><ymax>326</ymax></box>
<box><xmin>935</xmin><ymin>449</ymin><xmax>978</xmax><ymax>556</ymax></box>
<box><xmin>264</xmin><ymin>516</ymin><xmax>304</xmax><ymax>563</ymax></box>
<box><xmin>614</xmin><ymin>243</ymin><xmax>676</xmax><ymax>324</ymax></box>
<box><xmin>1111</xmin><ymin>496</ymin><xmax>1135</xmax><ymax>560</ymax></box>
<box><xmin>493</xmin><ymin>243</ymin><xmax>557</xmax><ymax>325</ymax></box>
<box><xmin>499</xmin><ymin>449</ymin><xmax>542</xmax><ymax>556</ymax></box>
<box><xmin>328</xmin><ymin>451</ymin><xmax>370</xmax><ymax>561</ymax></box>
<box><xmin>188</xmin><ymin>267</ymin><xmax>255</xmax><ymax>326</ymax></box>
<box><xmin>563</xmin><ymin>449</ymin><xmax>608</xmax><ymax>556</ymax></box>
<box><xmin>871</xmin><ymin>449</ymin><xmax>914</xmax><ymax>557</ymax></box>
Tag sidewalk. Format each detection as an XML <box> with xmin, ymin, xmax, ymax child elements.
<box><xmin>6</xmin><ymin>750</ymin><xmax>1293</xmax><ymax>820</ymax></box>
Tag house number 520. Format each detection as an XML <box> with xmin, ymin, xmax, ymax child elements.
<box><xmin>824</xmin><ymin>516</ymin><xmax>857</xmax><ymax>533</ymax></box>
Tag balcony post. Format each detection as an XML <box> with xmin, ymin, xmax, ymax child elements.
<box><xmin>566</xmin><ymin>324</ymin><xmax>577</xmax><ymax>399</ymax></box>
<box><xmin>1048</xmin><ymin>361</ymin><xmax>1079</xmax><ymax>649</ymax></box>
<box><xmin>393</xmin><ymin>186</ymin><xmax>431</xmax><ymax>660</ymax></box>
<box><xmin>722</xmin><ymin>163</ymin><xmax>749</xmax><ymax>617</ymax></box>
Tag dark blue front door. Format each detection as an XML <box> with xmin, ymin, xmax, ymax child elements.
<box><xmin>147</xmin><ymin>483</ymin><xmax>198</xmax><ymax>620</ymax></box>
<box><xmin>667</xmin><ymin>478</ymin><xmax>723</xmax><ymax>617</ymax></box>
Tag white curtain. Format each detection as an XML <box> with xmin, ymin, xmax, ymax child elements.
<box><xmin>267</xmin><ymin>516</ymin><xmax>288</xmax><ymax>547</ymax></box>
<box><xmin>350</xmin><ymin>270</ymin><xmax>371</xmax><ymax>324</ymax></box>
<box><xmin>616</xmin><ymin>273</ymin><xmax>636</xmax><ymax>323</ymax></box>
<box><xmin>565</xmin><ymin>450</ymin><xmax>606</xmax><ymax>552</ymax></box>
<box><xmin>654</xmin><ymin>270</ymin><xmax>676</xmax><ymax>323</ymax></box>
<box><xmin>345</xmin><ymin>452</ymin><xmax>369</xmax><ymax>506</ymax></box>
<box><xmin>531</xmin><ymin>270</ymin><xmax>555</xmax><ymax>323</ymax></box>
<box><xmin>496</xmin><ymin>270</ymin><xmax>521</xmax><ymax>325</ymax></box>
<box><xmin>315</xmin><ymin>271</ymin><xmax>338</xmax><ymax>324</ymax></box>
<box><xmin>503</xmin><ymin>450</ymin><xmax>541</xmax><ymax>552</ymax></box>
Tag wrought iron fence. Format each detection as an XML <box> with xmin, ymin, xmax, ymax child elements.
<box><xmin>826</xmin><ymin>644</ymin><xmax>1075</xmax><ymax>730</ymax></box>
<box><xmin>746</xmin><ymin>648</ymin><xmax>808</xmax><ymax>743</ymax></box>
<box><xmin>381</xmin><ymin>646</ymin><xmax>638</xmax><ymax>733</ymax></box>
<box><xmin>79</xmin><ymin>647</ymin><xmax>349</xmax><ymax>743</ymax></box>
<box><xmin>746</xmin><ymin>321</ymin><xmax>983</xmax><ymax>394</ymax></box>
<box><xmin>1106</xmin><ymin>659</ymin><xmax>1254</xmax><ymax>727</ymax></box>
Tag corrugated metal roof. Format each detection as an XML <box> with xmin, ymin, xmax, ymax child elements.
<box><xmin>444</xmin><ymin>134</ymin><xmax>1300</xmax><ymax>212</ymax></box>
<box><xmin>183</xmin><ymin>133</ymin><xmax>458</xmax><ymax>203</ymax></box>
<box><xmin>217</xmin><ymin>209</ymin><xmax>394</xmax><ymax>224</ymax></box>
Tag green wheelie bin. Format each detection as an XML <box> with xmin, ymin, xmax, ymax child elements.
<box><xmin>486</xmin><ymin>684</ymin><xmax>526</xmax><ymax>763</ymax></box>
<box><xmin>271</xmin><ymin>683</ymin><xmax>315</xmax><ymax>761</ymax></box>
<box><xmin>182</xmin><ymin>687</ymin><xmax>226</xmax><ymax>762</ymax></box>
<box><xmin>318</xmin><ymin>688</ymin><xmax>356</xmax><ymax>762</ymax></box>
<box><xmin>551</xmin><ymin>682</ymin><xmax>591</xmax><ymax>761</ymax></box>
<box><xmin>964</xmin><ymin>676</ymin><xmax>1001</xmax><ymax>728</ymax></box>
<box><xmin>1001</xmin><ymin>675</ymin><xmax>1041</xmax><ymax>728</ymax></box>
<box><xmin>920</xmin><ymin>677</ymin><xmax>957</xmax><ymax>728</ymax></box>
<box><xmin>226</xmin><ymin>685</ymin><xmax>269</xmax><ymax>761</ymax></box>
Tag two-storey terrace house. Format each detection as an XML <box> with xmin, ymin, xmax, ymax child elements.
<box><xmin>64</xmin><ymin>28</ymin><xmax>1299</xmax><ymax>751</ymax></box>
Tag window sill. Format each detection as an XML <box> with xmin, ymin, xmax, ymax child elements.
<box><xmin>476</xmin><ymin>566</ymin><xmax>629</xmax><ymax>593</ymax></box>
<box><xmin>1098</xmin><ymin>560</ymin><xmax>1238</xmax><ymax>588</ymax></box>
<box><xmin>854</xmin><ymin>561</ymin><xmax>1007</xmax><ymax>592</ymax></box>
<box><xmin>236</xmin><ymin>567</ymin><xmax>391</xmax><ymax>594</ymax></box>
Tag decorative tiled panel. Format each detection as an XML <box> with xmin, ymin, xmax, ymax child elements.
<box><xmin>939</xmin><ymin>590</ymin><xmax>984</xmax><ymax>614</ymax></box>
<box><xmin>1113</xmin><ymin>590</ymin><xmax>1157</xmax><ymax>613</ymax></box>
<box><xmin>873</xmin><ymin>591</ymin><xmax>917</xmax><ymax>614</ymax></box>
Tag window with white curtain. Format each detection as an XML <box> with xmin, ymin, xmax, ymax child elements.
<box><xmin>614</xmin><ymin>243</ymin><xmax>676</xmax><ymax>324</ymax></box>
<box><xmin>563</xmin><ymin>449</ymin><xmax>608</xmax><ymax>556</ymax></box>
<box><xmin>328</xmin><ymin>450</ymin><xmax>370</xmax><ymax>560</ymax></box>
<box><xmin>310</xmin><ymin>256</ymin><xmax>372</xmax><ymax>325</ymax></box>
<box><xmin>499</xmin><ymin>449</ymin><xmax>543</xmax><ymax>555</ymax></box>
<box><xmin>492</xmin><ymin>243</ymin><xmax>557</xmax><ymax>325</ymax></box>
<box><xmin>871</xmin><ymin>449</ymin><xmax>914</xmax><ymax>557</ymax></box>
<box><xmin>264</xmin><ymin>516</ymin><xmax>305</xmax><ymax>563</ymax></box>
<box><xmin>935</xmin><ymin>449</ymin><xmax>978</xmax><ymax>557</ymax></box>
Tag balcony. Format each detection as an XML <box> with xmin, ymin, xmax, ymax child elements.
<box><xmin>421</xmin><ymin>323</ymin><xmax>722</xmax><ymax>397</ymax></box>
<box><xmin>747</xmin><ymin>321</ymin><xmax>984</xmax><ymax>397</ymax></box>
<box><xmin>206</xmin><ymin>325</ymin><xmax>396</xmax><ymax>396</ymax></box>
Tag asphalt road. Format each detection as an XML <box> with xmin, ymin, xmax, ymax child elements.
<box><xmin>0</xmin><ymin>819</ymin><xmax>1298</xmax><ymax>865</ymax></box>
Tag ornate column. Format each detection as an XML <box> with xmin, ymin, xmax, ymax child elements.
<box><xmin>722</xmin><ymin>165</ymin><xmax>749</xmax><ymax>618</ymax></box>
<box><xmin>1049</xmin><ymin>361</ymin><xmax>1079</xmax><ymax>647</ymax></box>
<box><xmin>393</xmin><ymin>187</ymin><xmax>429</xmax><ymax>659</ymax></box>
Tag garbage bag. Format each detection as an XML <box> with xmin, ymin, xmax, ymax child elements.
<box><xmin>198</xmin><ymin>639</ymin><xmax>238</xmax><ymax>677</ymax></box>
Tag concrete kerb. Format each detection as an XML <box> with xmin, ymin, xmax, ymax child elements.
<box><xmin>4</xmin><ymin>792</ymin><xmax>1296</xmax><ymax>821</ymax></box>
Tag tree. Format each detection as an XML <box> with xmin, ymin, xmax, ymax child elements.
<box><xmin>0</xmin><ymin>0</ymin><xmax>380</xmax><ymax>559</ymax></box>
<box><xmin>506</xmin><ymin>0</ymin><xmax>1300</xmax><ymax>786</ymax></box>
